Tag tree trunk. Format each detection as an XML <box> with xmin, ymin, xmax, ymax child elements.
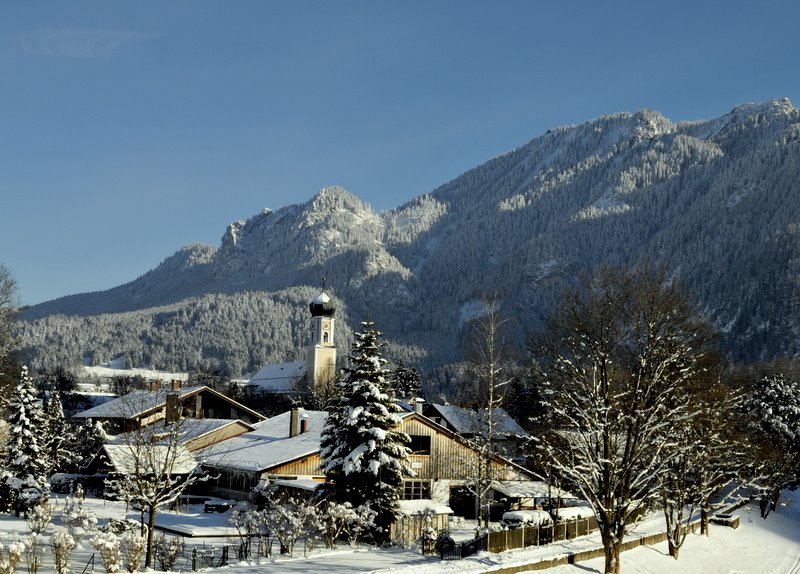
<box><xmin>667</xmin><ymin>523</ymin><xmax>683</xmax><ymax>558</ymax></box>
<box><xmin>603</xmin><ymin>541</ymin><xmax>622</xmax><ymax>574</ymax></box>
<box><xmin>668</xmin><ymin>537</ymin><xmax>680</xmax><ymax>559</ymax></box>
<box><xmin>770</xmin><ymin>489</ymin><xmax>780</xmax><ymax>512</ymax></box>
<box><xmin>700</xmin><ymin>508</ymin><xmax>710</xmax><ymax>535</ymax></box>
<box><xmin>145</xmin><ymin>504</ymin><xmax>157</xmax><ymax>568</ymax></box>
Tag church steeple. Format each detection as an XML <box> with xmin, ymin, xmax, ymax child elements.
<box><xmin>306</xmin><ymin>289</ymin><xmax>337</xmax><ymax>389</ymax></box>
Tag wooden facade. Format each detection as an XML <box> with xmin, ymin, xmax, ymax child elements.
<box><xmin>263</xmin><ymin>453</ymin><xmax>324</xmax><ymax>479</ymax></box>
<box><xmin>182</xmin><ymin>420</ymin><xmax>254</xmax><ymax>452</ymax></box>
<box><xmin>400</xmin><ymin>415</ymin><xmax>528</xmax><ymax>482</ymax></box>
<box><xmin>204</xmin><ymin>410</ymin><xmax>538</xmax><ymax>518</ymax></box>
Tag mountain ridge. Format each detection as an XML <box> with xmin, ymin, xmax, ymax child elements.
<box><xmin>17</xmin><ymin>99</ymin><xmax>800</xmax><ymax>374</ymax></box>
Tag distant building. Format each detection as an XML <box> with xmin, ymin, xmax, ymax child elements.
<box><xmin>73</xmin><ymin>383</ymin><xmax>266</xmax><ymax>434</ymax></box>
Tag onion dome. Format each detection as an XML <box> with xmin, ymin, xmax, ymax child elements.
<box><xmin>309</xmin><ymin>291</ymin><xmax>336</xmax><ymax>317</ymax></box>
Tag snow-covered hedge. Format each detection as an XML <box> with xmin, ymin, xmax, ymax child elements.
<box><xmin>501</xmin><ymin>509</ymin><xmax>553</xmax><ymax>528</ymax></box>
<box><xmin>553</xmin><ymin>506</ymin><xmax>594</xmax><ymax>521</ymax></box>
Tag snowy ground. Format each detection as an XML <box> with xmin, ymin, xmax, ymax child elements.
<box><xmin>1</xmin><ymin>493</ymin><xmax>799</xmax><ymax>573</ymax></box>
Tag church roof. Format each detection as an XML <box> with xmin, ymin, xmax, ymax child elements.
<box><xmin>309</xmin><ymin>291</ymin><xmax>336</xmax><ymax>317</ymax></box>
<box><xmin>248</xmin><ymin>360</ymin><xmax>307</xmax><ymax>392</ymax></box>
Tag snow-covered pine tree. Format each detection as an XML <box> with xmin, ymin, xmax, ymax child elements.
<box><xmin>741</xmin><ymin>374</ymin><xmax>800</xmax><ymax>513</ymax></box>
<box><xmin>2</xmin><ymin>366</ymin><xmax>49</xmax><ymax>514</ymax></box>
<box><xmin>319</xmin><ymin>321</ymin><xmax>412</xmax><ymax>542</ymax></box>
<box><xmin>59</xmin><ymin>418</ymin><xmax>107</xmax><ymax>474</ymax></box>
<box><xmin>44</xmin><ymin>391</ymin><xmax>69</xmax><ymax>475</ymax></box>
<box><xmin>389</xmin><ymin>360</ymin><xmax>421</xmax><ymax>399</ymax></box>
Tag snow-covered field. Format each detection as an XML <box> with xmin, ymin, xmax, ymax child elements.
<box><xmin>2</xmin><ymin>493</ymin><xmax>799</xmax><ymax>574</ymax></box>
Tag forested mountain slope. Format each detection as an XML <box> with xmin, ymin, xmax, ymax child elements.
<box><xmin>17</xmin><ymin>99</ymin><xmax>800</xmax><ymax>374</ymax></box>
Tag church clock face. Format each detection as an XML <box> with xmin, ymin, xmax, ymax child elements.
<box><xmin>322</xmin><ymin>321</ymin><xmax>330</xmax><ymax>330</ymax></box>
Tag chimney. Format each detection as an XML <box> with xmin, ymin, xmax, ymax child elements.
<box><xmin>165</xmin><ymin>392</ymin><xmax>180</xmax><ymax>424</ymax></box>
<box><xmin>300</xmin><ymin>413</ymin><xmax>309</xmax><ymax>434</ymax></box>
<box><xmin>289</xmin><ymin>408</ymin><xmax>300</xmax><ymax>438</ymax></box>
<box><xmin>413</xmin><ymin>397</ymin><xmax>424</xmax><ymax>415</ymax></box>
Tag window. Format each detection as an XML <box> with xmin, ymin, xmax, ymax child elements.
<box><xmin>408</xmin><ymin>434</ymin><xmax>431</xmax><ymax>455</ymax></box>
<box><xmin>403</xmin><ymin>480</ymin><xmax>431</xmax><ymax>500</ymax></box>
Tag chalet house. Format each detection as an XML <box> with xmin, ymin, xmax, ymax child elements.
<box><xmin>200</xmin><ymin>406</ymin><xmax>549</xmax><ymax>520</ymax></box>
<box><xmin>421</xmin><ymin>402</ymin><xmax>529</xmax><ymax>465</ymax></box>
<box><xmin>83</xmin><ymin>443</ymin><xmax>198</xmax><ymax>485</ymax></box>
<box><xmin>73</xmin><ymin>383</ymin><xmax>266</xmax><ymax>434</ymax></box>
<box><xmin>201</xmin><ymin>408</ymin><xmax>327</xmax><ymax>497</ymax></box>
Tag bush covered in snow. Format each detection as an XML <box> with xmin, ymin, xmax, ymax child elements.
<box><xmin>153</xmin><ymin>532</ymin><xmax>183</xmax><ymax>572</ymax></box>
<box><xmin>118</xmin><ymin>532</ymin><xmax>146</xmax><ymax>573</ymax></box>
<box><xmin>50</xmin><ymin>531</ymin><xmax>76</xmax><ymax>574</ymax></box>
<box><xmin>0</xmin><ymin>541</ymin><xmax>26</xmax><ymax>574</ymax></box>
<box><xmin>92</xmin><ymin>531</ymin><xmax>121</xmax><ymax>574</ymax></box>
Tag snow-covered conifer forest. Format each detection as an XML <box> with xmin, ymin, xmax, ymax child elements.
<box><xmin>13</xmin><ymin>99</ymin><xmax>800</xmax><ymax>377</ymax></box>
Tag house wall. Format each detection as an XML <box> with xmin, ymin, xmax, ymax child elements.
<box><xmin>184</xmin><ymin>423</ymin><xmax>252</xmax><ymax>452</ymax></box>
<box><xmin>400</xmin><ymin>418</ymin><xmax>526</xmax><ymax>482</ymax></box>
<box><xmin>264</xmin><ymin>454</ymin><xmax>323</xmax><ymax>478</ymax></box>
<box><xmin>205</xmin><ymin>468</ymin><xmax>261</xmax><ymax>501</ymax></box>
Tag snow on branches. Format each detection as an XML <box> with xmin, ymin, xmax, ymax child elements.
<box><xmin>319</xmin><ymin>321</ymin><xmax>412</xmax><ymax>542</ymax></box>
<box><xmin>534</xmin><ymin>265</ymin><xmax>717</xmax><ymax>574</ymax></box>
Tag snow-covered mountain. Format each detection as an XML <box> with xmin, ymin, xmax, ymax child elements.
<box><xmin>17</xmin><ymin>99</ymin><xmax>800</xmax><ymax>374</ymax></box>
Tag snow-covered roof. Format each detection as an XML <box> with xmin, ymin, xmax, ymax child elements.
<box><xmin>554</xmin><ymin>506</ymin><xmax>594</xmax><ymax>521</ymax></box>
<box><xmin>201</xmin><ymin>409</ymin><xmax>327</xmax><ymax>472</ymax></box>
<box><xmin>73</xmin><ymin>385</ymin><xmax>265</xmax><ymax>422</ymax></box>
<box><xmin>168</xmin><ymin>418</ymin><xmax>255</xmax><ymax>444</ymax></box>
<box><xmin>272</xmin><ymin>478</ymin><xmax>322</xmax><ymax>492</ymax></box>
<box><xmin>74</xmin><ymin>385</ymin><xmax>205</xmax><ymax>419</ymax></box>
<box><xmin>247</xmin><ymin>361</ymin><xmax>307</xmax><ymax>392</ymax></box>
<box><xmin>397</xmin><ymin>500</ymin><xmax>453</xmax><ymax>516</ymax></box>
<box><xmin>110</xmin><ymin>418</ymin><xmax>255</xmax><ymax>449</ymax></box>
<box><xmin>491</xmin><ymin>480</ymin><xmax>576</xmax><ymax>500</ymax></box>
<box><xmin>102</xmin><ymin>443</ymin><xmax>198</xmax><ymax>475</ymax></box>
<box><xmin>427</xmin><ymin>404</ymin><xmax>528</xmax><ymax>437</ymax></box>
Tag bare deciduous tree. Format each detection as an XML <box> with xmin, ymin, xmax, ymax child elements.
<box><xmin>0</xmin><ymin>265</ymin><xmax>19</xmax><ymax>410</ymax></box>
<box><xmin>463</xmin><ymin>295</ymin><xmax>515</xmax><ymax>530</ymax></box>
<box><xmin>103</xmin><ymin>395</ymin><xmax>208</xmax><ymax>568</ymax></box>
<box><xmin>534</xmin><ymin>265</ymin><xmax>715</xmax><ymax>574</ymax></box>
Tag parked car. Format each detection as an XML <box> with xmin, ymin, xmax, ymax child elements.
<box><xmin>500</xmin><ymin>509</ymin><xmax>553</xmax><ymax>529</ymax></box>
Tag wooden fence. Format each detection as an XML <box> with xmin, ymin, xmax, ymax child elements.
<box><xmin>486</xmin><ymin>519</ymin><xmax>705</xmax><ymax>574</ymax></box>
<box><xmin>440</xmin><ymin>516</ymin><xmax>599</xmax><ymax>560</ymax></box>
<box><xmin>487</xmin><ymin>517</ymin><xmax>598</xmax><ymax>554</ymax></box>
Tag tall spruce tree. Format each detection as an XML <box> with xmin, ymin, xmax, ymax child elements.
<box><xmin>390</xmin><ymin>360</ymin><xmax>422</xmax><ymax>399</ymax></box>
<box><xmin>2</xmin><ymin>366</ymin><xmax>49</xmax><ymax>514</ymax></box>
<box><xmin>44</xmin><ymin>391</ymin><xmax>73</xmax><ymax>475</ymax></box>
<box><xmin>319</xmin><ymin>321</ymin><xmax>412</xmax><ymax>542</ymax></box>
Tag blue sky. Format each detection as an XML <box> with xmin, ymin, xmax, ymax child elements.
<box><xmin>3</xmin><ymin>1</ymin><xmax>799</xmax><ymax>306</ymax></box>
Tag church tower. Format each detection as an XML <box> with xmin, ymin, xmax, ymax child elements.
<box><xmin>306</xmin><ymin>290</ymin><xmax>337</xmax><ymax>389</ymax></box>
